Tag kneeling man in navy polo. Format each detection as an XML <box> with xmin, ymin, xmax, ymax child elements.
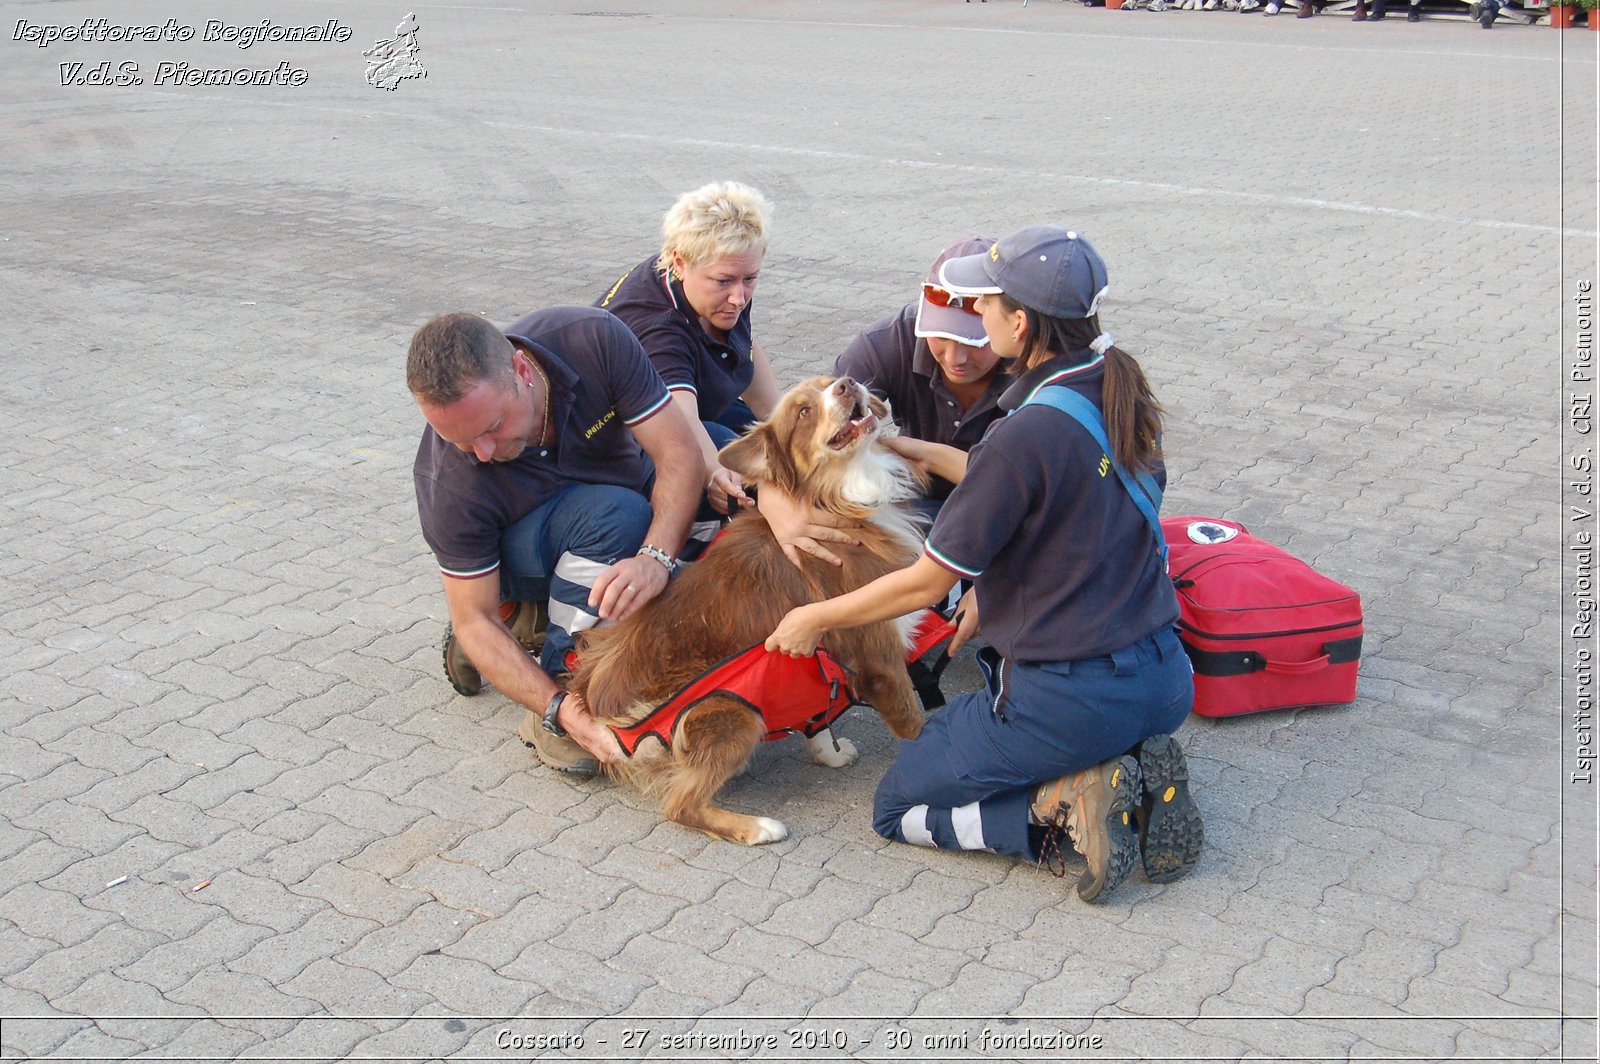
<box><xmin>407</xmin><ymin>307</ymin><xmax>703</xmax><ymax>776</ymax></box>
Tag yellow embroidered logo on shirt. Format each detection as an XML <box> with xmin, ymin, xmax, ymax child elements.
<box><xmin>584</xmin><ymin>409</ymin><xmax>617</xmax><ymax>439</ymax></box>
<box><xmin>1098</xmin><ymin>455</ymin><xmax>1110</xmax><ymax>477</ymax></box>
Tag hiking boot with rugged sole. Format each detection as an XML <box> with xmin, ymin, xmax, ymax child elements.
<box><xmin>442</xmin><ymin>623</ymin><xmax>483</xmax><ymax>696</ymax></box>
<box><xmin>1034</xmin><ymin>756</ymin><xmax>1142</xmax><ymax>903</ymax></box>
<box><xmin>1134</xmin><ymin>733</ymin><xmax>1204</xmax><ymax>883</ymax></box>
<box><xmin>518</xmin><ymin>708</ymin><xmax>599</xmax><ymax>777</ymax></box>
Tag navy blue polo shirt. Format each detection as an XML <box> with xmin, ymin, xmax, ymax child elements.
<box><xmin>834</xmin><ymin>304</ymin><xmax>1007</xmax><ymax>499</ymax></box>
<box><xmin>924</xmin><ymin>351</ymin><xmax>1177</xmax><ymax>663</ymax></box>
<box><xmin>413</xmin><ymin>306</ymin><xmax>672</xmax><ymax>578</ymax></box>
<box><xmin>596</xmin><ymin>255</ymin><xmax>755</xmax><ymax>422</ymax></box>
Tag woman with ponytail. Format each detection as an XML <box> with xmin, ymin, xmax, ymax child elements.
<box><xmin>767</xmin><ymin>226</ymin><xmax>1202</xmax><ymax>904</ymax></box>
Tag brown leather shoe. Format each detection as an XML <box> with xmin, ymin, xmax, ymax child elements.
<box><xmin>503</xmin><ymin>600</ymin><xmax>547</xmax><ymax>654</ymax></box>
<box><xmin>1297</xmin><ymin>0</ymin><xmax>1316</xmax><ymax>14</ymax></box>
<box><xmin>518</xmin><ymin>708</ymin><xmax>599</xmax><ymax>777</ymax></box>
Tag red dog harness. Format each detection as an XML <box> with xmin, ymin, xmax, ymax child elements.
<box><xmin>608</xmin><ymin>643</ymin><xmax>856</xmax><ymax>756</ymax></box>
<box><xmin>604</xmin><ymin>611</ymin><xmax>958</xmax><ymax>757</ymax></box>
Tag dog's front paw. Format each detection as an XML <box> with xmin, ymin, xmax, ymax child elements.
<box><xmin>806</xmin><ymin>729</ymin><xmax>859</xmax><ymax>768</ymax></box>
<box><xmin>752</xmin><ymin>817</ymin><xmax>789</xmax><ymax>844</ymax></box>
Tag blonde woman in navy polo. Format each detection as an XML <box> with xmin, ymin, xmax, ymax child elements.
<box><xmin>767</xmin><ymin>227</ymin><xmax>1203</xmax><ymax>904</ymax></box>
<box><xmin>597</xmin><ymin>182</ymin><xmax>780</xmax><ymax>519</ymax></box>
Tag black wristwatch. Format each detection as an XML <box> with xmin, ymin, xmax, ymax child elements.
<box><xmin>542</xmin><ymin>690</ymin><xmax>569</xmax><ymax>737</ymax></box>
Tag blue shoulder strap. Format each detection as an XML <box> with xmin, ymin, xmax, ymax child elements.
<box><xmin>1021</xmin><ymin>386</ymin><xmax>1168</xmax><ymax>568</ymax></box>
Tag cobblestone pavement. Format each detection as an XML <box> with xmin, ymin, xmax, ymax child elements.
<box><xmin>1</xmin><ymin>1</ymin><xmax>1596</xmax><ymax>1060</ymax></box>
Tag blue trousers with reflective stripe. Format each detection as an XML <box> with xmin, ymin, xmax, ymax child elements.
<box><xmin>872</xmin><ymin>626</ymin><xmax>1192</xmax><ymax>860</ymax></box>
<box><xmin>498</xmin><ymin>483</ymin><xmax>652</xmax><ymax>675</ymax></box>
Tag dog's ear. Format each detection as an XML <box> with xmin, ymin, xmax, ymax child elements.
<box><xmin>721</xmin><ymin>420</ymin><xmax>804</xmax><ymax>496</ymax></box>
<box><xmin>866</xmin><ymin>393</ymin><xmax>893</xmax><ymax>432</ymax></box>
<box><xmin>719</xmin><ymin>427</ymin><xmax>771</xmax><ymax>482</ymax></box>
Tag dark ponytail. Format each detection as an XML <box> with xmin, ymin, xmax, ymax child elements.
<box><xmin>1000</xmin><ymin>296</ymin><xmax>1164</xmax><ymax>474</ymax></box>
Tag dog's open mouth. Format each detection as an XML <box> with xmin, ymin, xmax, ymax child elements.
<box><xmin>826</xmin><ymin>393</ymin><xmax>877</xmax><ymax>450</ymax></box>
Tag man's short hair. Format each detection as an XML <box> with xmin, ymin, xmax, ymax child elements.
<box><xmin>407</xmin><ymin>312</ymin><xmax>514</xmax><ymax>406</ymax></box>
<box><xmin>656</xmin><ymin>181</ymin><xmax>771</xmax><ymax>275</ymax></box>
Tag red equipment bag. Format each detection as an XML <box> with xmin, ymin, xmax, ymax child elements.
<box><xmin>1162</xmin><ymin>516</ymin><xmax>1363</xmax><ymax>718</ymax></box>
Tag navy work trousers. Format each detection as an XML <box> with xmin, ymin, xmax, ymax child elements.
<box><xmin>873</xmin><ymin>626</ymin><xmax>1193</xmax><ymax>860</ymax></box>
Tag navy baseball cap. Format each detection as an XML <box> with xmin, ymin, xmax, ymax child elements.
<box><xmin>938</xmin><ymin>225</ymin><xmax>1109</xmax><ymax>320</ymax></box>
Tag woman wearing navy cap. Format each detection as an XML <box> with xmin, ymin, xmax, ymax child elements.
<box><xmin>767</xmin><ymin>225</ymin><xmax>1202</xmax><ymax>904</ymax></box>
<box><xmin>597</xmin><ymin>181</ymin><xmax>780</xmax><ymax>517</ymax></box>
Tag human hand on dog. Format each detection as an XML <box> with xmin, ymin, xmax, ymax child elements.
<box><xmin>883</xmin><ymin>435</ymin><xmax>968</xmax><ymax>486</ymax></box>
<box><xmin>948</xmin><ymin>587</ymin><xmax>980</xmax><ymax>656</ymax></box>
<box><xmin>557</xmin><ymin>689</ymin><xmax>625</xmax><ymax>765</ymax></box>
<box><xmin>755</xmin><ymin>486</ymin><xmax>860</xmax><ymax>568</ymax></box>
<box><xmin>765</xmin><ymin>603</ymin><xmax>826</xmax><ymax>657</ymax></box>
<box><xmin>590</xmin><ymin>555</ymin><xmax>669</xmax><ymax>621</ymax></box>
<box><xmin>706</xmin><ymin>464</ymin><xmax>753</xmax><ymax>516</ymax></box>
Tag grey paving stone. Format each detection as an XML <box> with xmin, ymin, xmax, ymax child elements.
<box><xmin>396</xmin><ymin>855</ymin><xmax>531</xmax><ymax>918</ymax></box>
<box><xmin>390</xmin><ymin>947</ymin><xmax>540</xmax><ymax>1017</ymax></box>
<box><xmin>277</xmin><ymin>956</ymin><xmax>439</xmax><ymax>1015</ymax></box>
<box><xmin>587</xmin><ymin>838</ymin><xmax>731</xmax><ymax>905</ymax></box>
<box><xmin>55</xmin><ymin>972</ymin><xmax>198</xmax><ymax>1027</ymax></box>
<box><xmin>610</xmin><ymin>932</ymin><xmax>761</xmax><ymax>1006</ymax></box>
<box><xmin>710</xmin><ymin>927</ymin><xmax>866</xmax><ymax>1000</ymax></box>
<box><xmin>810</xmin><ymin>967</ymin><xmax>932</xmax><ymax>1018</ymax></box>
<box><xmin>240</xmin><ymin>1018</ymin><xmax>388</xmax><ymax>1062</ymax></box>
<box><xmin>498</xmin><ymin>942</ymin><xmax>654</xmax><ymax>1014</ymax></box>
<box><xmin>1218</xmin><ymin>935</ymin><xmax>1347</xmax><ymax>1016</ymax></box>
<box><xmin>0</xmin><ymin>761</ymin><xmax>111</xmax><ymax>819</ymax></box>
<box><xmin>228</xmin><ymin>907</ymin><xmax>382</xmax><ymax>986</ymax></box>
<box><xmin>107</xmin><ymin>792</ymin><xmax>237</xmax><ymax>849</ymax></box>
<box><xmin>112</xmin><ymin>915</ymin><xmax>274</xmax><ymax>995</ymax></box>
<box><xmin>0</xmin><ymin>921</ymin><xmax>63</xmax><ymax>979</ymax></box>
<box><xmin>290</xmin><ymin>861</ymin><xmax>431</xmax><ymax>928</ymax></box>
<box><xmin>857</xmin><ymin>867</ymin><xmax>986</xmax><ymax>941</ymax></box>
<box><xmin>757</xmin><ymin>875</ymin><xmax>886</xmax><ymax>948</ymax></box>
<box><xmin>9</xmin><ymin>922</ymin><xmax>169</xmax><ymax>999</ymax></box>
<box><xmin>2</xmin><ymin>878</ymin><xmax>126</xmax><ymax>950</ymax></box>
<box><xmin>76</xmin><ymin>757</ymin><xmax>203</xmax><ymax>815</ymax></box>
<box><xmin>0</xmin><ymin>1014</ymin><xmax>90</xmax><ymax>1060</ymax></box>
<box><xmin>0</xmin><ymin>837</ymin><xmax>92</xmax><ymax>897</ymax></box>
<box><xmin>118</xmin><ymin>1016</ymin><xmax>270</xmax><ymax>1062</ymax></box>
<box><xmin>15</xmin><ymin>797</ymin><xmax>142</xmax><ymax>864</ymax></box>
<box><xmin>253</xmin><ymin>820</ymin><xmax>382</xmax><ymax>886</ymax></box>
<box><xmin>299</xmin><ymin>783</ymin><xmax>430</xmax><ymax>841</ymax></box>
<box><xmin>343</xmin><ymin>815</ymin><xmax>481</xmax><ymax>880</ymax></box>
<box><xmin>435</xmin><ymin>806</ymin><xmax>573</xmax><ymax>875</ymax></box>
<box><xmin>333</xmin><ymin>901</ymin><xmax>474</xmax><ymax>980</ymax></box>
<box><xmin>442</xmin><ymin>894</ymin><xmax>586</xmax><ymax>973</ymax></box>
<box><xmin>32</xmin><ymin>1025</ymin><xmax>150</xmax><ymax>1062</ymax></box>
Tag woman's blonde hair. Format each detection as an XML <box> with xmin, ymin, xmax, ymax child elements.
<box><xmin>656</xmin><ymin>181</ymin><xmax>771</xmax><ymax>275</ymax></box>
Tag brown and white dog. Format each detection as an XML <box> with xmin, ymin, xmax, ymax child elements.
<box><xmin>568</xmin><ymin>376</ymin><xmax>928</xmax><ymax>845</ymax></box>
